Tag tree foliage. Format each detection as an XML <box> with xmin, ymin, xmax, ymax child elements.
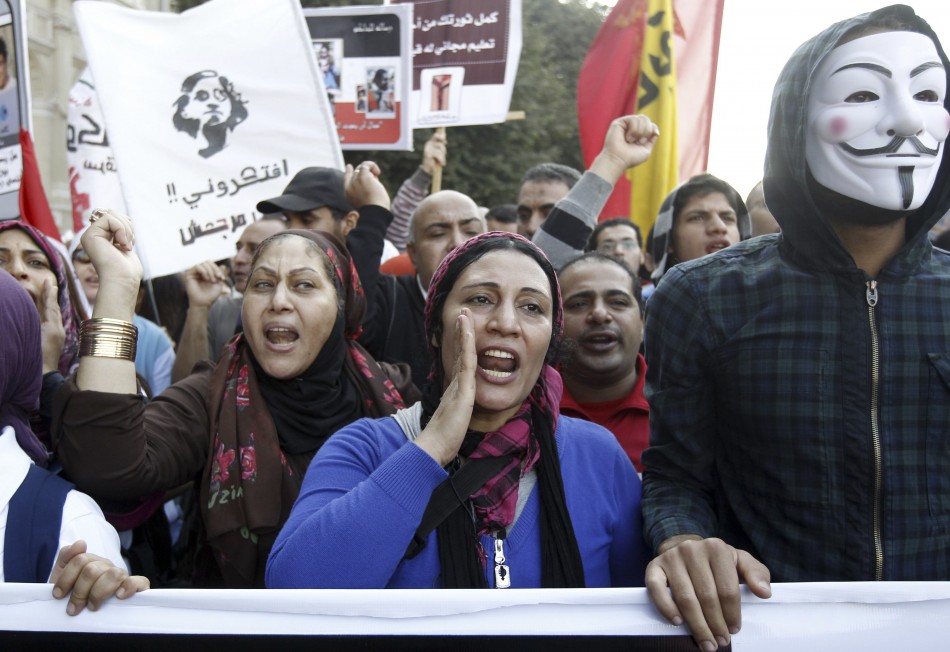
<box><xmin>174</xmin><ymin>0</ymin><xmax>607</xmax><ymax>207</ymax></box>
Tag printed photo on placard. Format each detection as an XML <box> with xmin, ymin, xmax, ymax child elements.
<box><xmin>418</xmin><ymin>67</ymin><xmax>465</xmax><ymax>125</ymax></box>
<box><xmin>0</xmin><ymin>21</ymin><xmax>19</xmax><ymax>142</ymax></box>
<box><xmin>366</xmin><ymin>66</ymin><xmax>395</xmax><ymax>117</ymax></box>
<box><xmin>313</xmin><ymin>38</ymin><xmax>343</xmax><ymax>113</ymax></box>
<box><xmin>355</xmin><ymin>84</ymin><xmax>367</xmax><ymax>113</ymax></box>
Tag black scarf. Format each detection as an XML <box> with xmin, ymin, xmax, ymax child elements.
<box><xmin>420</xmin><ymin>381</ymin><xmax>586</xmax><ymax>589</ymax></box>
<box><xmin>254</xmin><ymin>315</ymin><xmax>361</xmax><ymax>455</ymax></box>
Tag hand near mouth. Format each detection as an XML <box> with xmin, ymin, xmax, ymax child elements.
<box><xmin>416</xmin><ymin>308</ymin><xmax>476</xmax><ymax>468</ymax></box>
<box><xmin>39</xmin><ymin>277</ymin><xmax>66</xmax><ymax>374</ymax></box>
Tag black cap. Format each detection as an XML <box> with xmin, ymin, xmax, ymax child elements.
<box><xmin>256</xmin><ymin>167</ymin><xmax>354</xmax><ymax>215</ymax></box>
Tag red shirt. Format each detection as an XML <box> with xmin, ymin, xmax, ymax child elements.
<box><xmin>559</xmin><ymin>354</ymin><xmax>649</xmax><ymax>472</ymax></box>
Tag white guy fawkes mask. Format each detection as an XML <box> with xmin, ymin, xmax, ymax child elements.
<box><xmin>805</xmin><ymin>31</ymin><xmax>950</xmax><ymax>211</ymax></box>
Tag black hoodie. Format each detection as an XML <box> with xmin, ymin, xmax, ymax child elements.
<box><xmin>643</xmin><ymin>5</ymin><xmax>950</xmax><ymax>581</ymax></box>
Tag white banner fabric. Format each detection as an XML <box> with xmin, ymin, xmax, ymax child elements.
<box><xmin>66</xmin><ymin>68</ymin><xmax>128</xmax><ymax>234</ymax></box>
<box><xmin>2</xmin><ymin>583</ymin><xmax>950</xmax><ymax>649</ymax></box>
<box><xmin>73</xmin><ymin>0</ymin><xmax>342</xmax><ymax>278</ymax></box>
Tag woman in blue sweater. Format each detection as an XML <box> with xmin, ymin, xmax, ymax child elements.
<box><xmin>267</xmin><ymin>232</ymin><xmax>647</xmax><ymax>589</ymax></box>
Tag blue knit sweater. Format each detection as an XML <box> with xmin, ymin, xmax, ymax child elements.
<box><xmin>266</xmin><ymin>411</ymin><xmax>647</xmax><ymax>589</ymax></box>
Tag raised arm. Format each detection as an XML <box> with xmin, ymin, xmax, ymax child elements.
<box><xmin>534</xmin><ymin>114</ymin><xmax>659</xmax><ymax>269</ymax></box>
<box><xmin>171</xmin><ymin>261</ymin><xmax>230</xmax><ymax>382</ymax></box>
<box><xmin>343</xmin><ymin>161</ymin><xmax>398</xmax><ymax>355</ymax></box>
<box><xmin>386</xmin><ymin>131</ymin><xmax>446</xmax><ymax>251</ymax></box>
<box><xmin>57</xmin><ymin>210</ymin><xmax>212</xmax><ymax>500</ymax></box>
<box><xmin>75</xmin><ymin>210</ymin><xmax>140</xmax><ymax>394</ymax></box>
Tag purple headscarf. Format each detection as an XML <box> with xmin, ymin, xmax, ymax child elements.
<box><xmin>0</xmin><ymin>269</ymin><xmax>48</xmax><ymax>466</ymax></box>
<box><xmin>0</xmin><ymin>221</ymin><xmax>83</xmax><ymax>375</ymax></box>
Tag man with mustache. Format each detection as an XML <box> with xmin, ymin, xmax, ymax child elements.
<box><xmin>641</xmin><ymin>7</ymin><xmax>950</xmax><ymax>651</ymax></box>
<box><xmin>558</xmin><ymin>253</ymin><xmax>648</xmax><ymax>472</ymax></box>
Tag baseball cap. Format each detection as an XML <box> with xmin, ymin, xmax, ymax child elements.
<box><xmin>256</xmin><ymin>167</ymin><xmax>354</xmax><ymax>215</ymax></box>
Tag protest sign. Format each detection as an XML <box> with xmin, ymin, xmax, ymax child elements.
<box><xmin>395</xmin><ymin>0</ymin><xmax>522</xmax><ymax>128</ymax></box>
<box><xmin>0</xmin><ymin>0</ymin><xmax>29</xmax><ymax>219</ymax></box>
<box><xmin>304</xmin><ymin>4</ymin><xmax>413</xmax><ymax>151</ymax></box>
<box><xmin>66</xmin><ymin>69</ymin><xmax>128</xmax><ymax>233</ymax></box>
<box><xmin>73</xmin><ymin>0</ymin><xmax>342</xmax><ymax>278</ymax></box>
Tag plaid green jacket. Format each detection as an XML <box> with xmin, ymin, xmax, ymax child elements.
<box><xmin>641</xmin><ymin>4</ymin><xmax>950</xmax><ymax>582</ymax></box>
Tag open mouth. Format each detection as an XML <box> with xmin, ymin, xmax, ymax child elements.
<box><xmin>265</xmin><ymin>326</ymin><xmax>299</xmax><ymax>346</ymax></box>
<box><xmin>581</xmin><ymin>330</ymin><xmax>620</xmax><ymax>352</ymax></box>
<box><xmin>705</xmin><ymin>240</ymin><xmax>730</xmax><ymax>254</ymax></box>
<box><xmin>477</xmin><ymin>348</ymin><xmax>517</xmax><ymax>379</ymax></box>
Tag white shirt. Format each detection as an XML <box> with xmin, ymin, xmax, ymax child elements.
<box><xmin>0</xmin><ymin>426</ymin><xmax>125</xmax><ymax>582</ymax></box>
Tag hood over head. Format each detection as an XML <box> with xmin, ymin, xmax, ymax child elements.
<box><xmin>649</xmin><ymin>173</ymin><xmax>751</xmax><ymax>281</ymax></box>
<box><xmin>764</xmin><ymin>4</ymin><xmax>950</xmax><ymax>272</ymax></box>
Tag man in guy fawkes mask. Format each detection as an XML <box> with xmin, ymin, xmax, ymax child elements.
<box><xmin>638</xmin><ymin>6</ymin><xmax>950</xmax><ymax>650</ymax></box>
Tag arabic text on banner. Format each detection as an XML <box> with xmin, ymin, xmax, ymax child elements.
<box><xmin>395</xmin><ymin>0</ymin><xmax>522</xmax><ymax>128</ymax></box>
<box><xmin>73</xmin><ymin>0</ymin><xmax>342</xmax><ymax>279</ymax></box>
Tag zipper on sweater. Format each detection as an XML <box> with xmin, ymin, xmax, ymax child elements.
<box><xmin>866</xmin><ymin>279</ymin><xmax>884</xmax><ymax>581</ymax></box>
<box><xmin>493</xmin><ymin>529</ymin><xmax>510</xmax><ymax>588</ymax></box>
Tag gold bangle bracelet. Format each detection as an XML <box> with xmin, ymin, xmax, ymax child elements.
<box><xmin>85</xmin><ymin>317</ymin><xmax>137</xmax><ymax>329</ymax></box>
<box><xmin>80</xmin><ymin>318</ymin><xmax>138</xmax><ymax>336</ymax></box>
<box><xmin>79</xmin><ymin>342</ymin><xmax>137</xmax><ymax>360</ymax></box>
<box><xmin>79</xmin><ymin>318</ymin><xmax>139</xmax><ymax>360</ymax></box>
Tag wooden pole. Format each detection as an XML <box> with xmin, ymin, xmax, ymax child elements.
<box><xmin>431</xmin><ymin>127</ymin><xmax>446</xmax><ymax>192</ymax></box>
<box><xmin>429</xmin><ymin>113</ymin><xmax>523</xmax><ymax>193</ymax></box>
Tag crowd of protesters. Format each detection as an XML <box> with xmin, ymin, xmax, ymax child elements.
<box><xmin>2</xmin><ymin>6</ymin><xmax>950</xmax><ymax>651</ymax></box>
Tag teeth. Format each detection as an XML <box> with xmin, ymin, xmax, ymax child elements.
<box><xmin>483</xmin><ymin>349</ymin><xmax>513</xmax><ymax>359</ymax></box>
<box><xmin>482</xmin><ymin>368</ymin><xmax>513</xmax><ymax>378</ymax></box>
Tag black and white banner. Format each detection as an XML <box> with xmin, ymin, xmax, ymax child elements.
<box><xmin>73</xmin><ymin>0</ymin><xmax>342</xmax><ymax>278</ymax></box>
<box><xmin>2</xmin><ymin>583</ymin><xmax>949</xmax><ymax>650</ymax></box>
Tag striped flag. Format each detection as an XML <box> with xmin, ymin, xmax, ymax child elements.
<box><xmin>627</xmin><ymin>0</ymin><xmax>678</xmax><ymax>238</ymax></box>
<box><xmin>577</xmin><ymin>0</ymin><xmax>724</xmax><ymax>235</ymax></box>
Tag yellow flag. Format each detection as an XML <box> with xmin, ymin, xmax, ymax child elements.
<box><xmin>628</xmin><ymin>0</ymin><xmax>678</xmax><ymax>238</ymax></box>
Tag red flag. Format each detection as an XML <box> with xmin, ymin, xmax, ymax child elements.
<box><xmin>577</xmin><ymin>0</ymin><xmax>647</xmax><ymax>220</ymax></box>
<box><xmin>674</xmin><ymin>1</ymin><xmax>725</xmax><ymax>180</ymax></box>
<box><xmin>577</xmin><ymin>0</ymin><xmax>724</xmax><ymax>226</ymax></box>
<box><xmin>18</xmin><ymin>129</ymin><xmax>62</xmax><ymax>242</ymax></box>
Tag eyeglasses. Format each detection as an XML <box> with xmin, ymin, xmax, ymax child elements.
<box><xmin>597</xmin><ymin>239</ymin><xmax>639</xmax><ymax>252</ymax></box>
<box><xmin>72</xmin><ymin>250</ymin><xmax>91</xmax><ymax>265</ymax></box>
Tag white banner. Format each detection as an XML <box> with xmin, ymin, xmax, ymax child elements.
<box><xmin>73</xmin><ymin>0</ymin><xmax>342</xmax><ymax>279</ymax></box>
<box><xmin>2</xmin><ymin>583</ymin><xmax>950</xmax><ymax>650</ymax></box>
<box><xmin>66</xmin><ymin>68</ymin><xmax>127</xmax><ymax>234</ymax></box>
<box><xmin>397</xmin><ymin>0</ymin><xmax>522</xmax><ymax>128</ymax></box>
